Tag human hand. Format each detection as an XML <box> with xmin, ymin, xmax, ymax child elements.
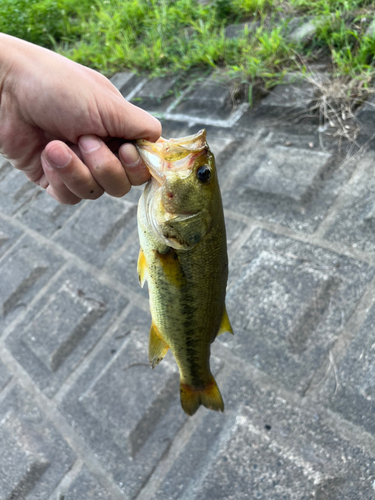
<box><xmin>0</xmin><ymin>34</ymin><xmax>161</xmax><ymax>204</ymax></box>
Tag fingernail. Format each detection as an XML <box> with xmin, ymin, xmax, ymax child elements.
<box><xmin>79</xmin><ymin>135</ymin><xmax>102</xmax><ymax>153</ymax></box>
<box><xmin>45</xmin><ymin>147</ymin><xmax>72</xmax><ymax>168</ymax></box>
<box><xmin>120</xmin><ymin>143</ymin><xmax>141</xmax><ymax>167</ymax></box>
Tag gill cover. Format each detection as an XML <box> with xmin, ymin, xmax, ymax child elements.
<box><xmin>136</xmin><ymin>130</ymin><xmax>214</xmax><ymax>250</ymax></box>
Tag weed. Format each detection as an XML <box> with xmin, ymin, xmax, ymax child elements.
<box><xmin>1</xmin><ymin>0</ymin><xmax>375</xmax><ymax>102</ymax></box>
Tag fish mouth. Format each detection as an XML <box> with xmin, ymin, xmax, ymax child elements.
<box><xmin>136</xmin><ymin>129</ymin><xmax>207</xmax><ymax>183</ymax></box>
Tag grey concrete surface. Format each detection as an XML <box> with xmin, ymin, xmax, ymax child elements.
<box><xmin>1</xmin><ymin>71</ymin><xmax>375</xmax><ymax>499</ymax></box>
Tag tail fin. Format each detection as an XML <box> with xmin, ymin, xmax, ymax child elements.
<box><xmin>180</xmin><ymin>376</ymin><xmax>224</xmax><ymax>416</ymax></box>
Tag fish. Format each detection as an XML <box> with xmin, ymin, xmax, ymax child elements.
<box><xmin>136</xmin><ymin>129</ymin><xmax>233</xmax><ymax>416</ymax></box>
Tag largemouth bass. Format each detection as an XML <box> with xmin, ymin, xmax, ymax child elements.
<box><xmin>136</xmin><ymin>129</ymin><xmax>233</xmax><ymax>416</ymax></box>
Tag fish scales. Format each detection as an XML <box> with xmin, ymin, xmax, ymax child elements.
<box><xmin>136</xmin><ymin>129</ymin><xmax>233</xmax><ymax>416</ymax></box>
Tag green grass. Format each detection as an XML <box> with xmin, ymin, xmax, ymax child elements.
<box><xmin>1</xmin><ymin>0</ymin><xmax>375</xmax><ymax>92</ymax></box>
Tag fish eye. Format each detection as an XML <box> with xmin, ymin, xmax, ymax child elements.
<box><xmin>196</xmin><ymin>165</ymin><xmax>211</xmax><ymax>183</ymax></box>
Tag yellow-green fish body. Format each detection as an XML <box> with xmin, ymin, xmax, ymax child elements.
<box><xmin>136</xmin><ymin>130</ymin><xmax>232</xmax><ymax>416</ymax></box>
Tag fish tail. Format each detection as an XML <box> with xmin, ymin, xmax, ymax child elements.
<box><xmin>180</xmin><ymin>376</ymin><xmax>224</xmax><ymax>416</ymax></box>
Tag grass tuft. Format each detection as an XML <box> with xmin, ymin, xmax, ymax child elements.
<box><xmin>1</xmin><ymin>0</ymin><xmax>375</xmax><ymax>104</ymax></box>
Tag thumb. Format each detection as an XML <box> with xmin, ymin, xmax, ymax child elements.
<box><xmin>103</xmin><ymin>94</ymin><xmax>162</xmax><ymax>143</ymax></box>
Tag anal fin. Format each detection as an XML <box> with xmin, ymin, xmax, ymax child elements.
<box><xmin>217</xmin><ymin>306</ymin><xmax>234</xmax><ymax>337</ymax></box>
<box><xmin>137</xmin><ymin>248</ymin><xmax>147</xmax><ymax>288</ymax></box>
<box><xmin>149</xmin><ymin>322</ymin><xmax>169</xmax><ymax>368</ymax></box>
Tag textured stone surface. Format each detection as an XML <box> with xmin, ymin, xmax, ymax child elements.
<box><xmin>324</xmin><ymin>152</ymin><xmax>375</xmax><ymax>253</ymax></box>
<box><xmin>63</xmin><ymin>468</ymin><xmax>108</xmax><ymax>500</ymax></box>
<box><xmin>0</xmin><ymin>385</ymin><xmax>75</xmax><ymax>499</ymax></box>
<box><xmin>157</xmin><ymin>119</ymin><xmax>190</xmax><ymax>140</ymax></box>
<box><xmin>0</xmin><ymin>236</ymin><xmax>64</xmax><ymax>330</ymax></box>
<box><xmin>6</xmin><ymin>266</ymin><xmax>128</xmax><ymax>397</ymax></box>
<box><xmin>355</xmin><ymin>95</ymin><xmax>375</xmax><ymax>130</ymax></box>
<box><xmin>0</xmin><ymin>359</ymin><xmax>11</xmax><ymax>391</ymax></box>
<box><xmin>131</xmin><ymin>76</ymin><xmax>180</xmax><ymax>112</ymax></box>
<box><xmin>16</xmin><ymin>189</ymin><xmax>79</xmax><ymax>237</ymax></box>
<box><xmin>0</xmin><ymin>216</ymin><xmax>22</xmax><ymax>259</ymax></box>
<box><xmin>366</xmin><ymin>17</ymin><xmax>375</xmax><ymax>37</ymax></box>
<box><xmin>106</xmin><ymin>234</ymin><xmax>149</xmax><ymax>298</ymax></box>
<box><xmin>224</xmin><ymin>216</ymin><xmax>248</xmax><ymax>250</ymax></box>
<box><xmin>153</xmin><ymin>370</ymin><xmax>375</xmax><ymax>499</ymax></box>
<box><xmin>54</xmin><ymin>194</ymin><xmax>137</xmax><ymax>267</ymax></box>
<box><xmin>173</xmin><ymin>74</ymin><xmax>235</xmax><ymax>120</ymax></box>
<box><xmin>289</xmin><ymin>18</ymin><xmax>317</xmax><ymax>42</ymax></box>
<box><xmin>321</xmin><ymin>300</ymin><xmax>375</xmax><ymax>435</ymax></box>
<box><xmin>2</xmin><ymin>69</ymin><xmax>375</xmax><ymax>499</ymax></box>
<box><xmin>110</xmin><ymin>71</ymin><xmax>142</xmax><ymax>98</ymax></box>
<box><xmin>223</xmin><ymin>229</ymin><xmax>374</xmax><ymax>394</ymax></box>
<box><xmin>250</xmin><ymin>77</ymin><xmax>319</xmax><ymax>122</ymax></box>
<box><xmin>187</xmin><ymin>124</ymin><xmax>242</xmax><ymax>165</ymax></box>
<box><xmin>221</xmin><ymin>136</ymin><xmax>349</xmax><ymax>232</ymax></box>
<box><xmin>0</xmin><ymin>167</ymin><xmax>39</xmax><ymax>216</ymax></box>
<box><xmin>60</xmin><ymin>306</ymin><xmax>186</xmax><ymax>499</ymax></box>
<box><xmin>225</xmin><ymin>21</ymin><xmax>257</xmax><ymax>39</ymax></box>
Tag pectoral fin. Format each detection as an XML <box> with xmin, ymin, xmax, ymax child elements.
<box><xmin>149</xmin><ymin>322</ymin><xmax>169</xmax><ymax>368</ymax></box>
<box><xmin>137</xmin><ymin>248</ymin><xmax>147</xmax><ymax>288</ymax></box>
<box><xmin>217</xmin><ymin>306</ymin><xmax>234</xmax><ymax>337</ymax></box>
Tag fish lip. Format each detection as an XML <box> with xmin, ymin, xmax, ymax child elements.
<box><xmin>135</xmin><ymin>130</ymin><xmax>207</xmax><ymax>183</ymax></box>
<box><xmin>135</xmin><ymin>141</ymin><xmax>165</xmax><ymax>185</ymax></box>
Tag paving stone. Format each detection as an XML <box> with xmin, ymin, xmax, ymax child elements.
<box><xmin>59</xmin><ymin>306</ymin><xmax>189</xmax><ymax>499</ymax></box>
<box><xmin>263</xmin><ymin>125</ymin><xmax>339</xmax><ymax>154</ymax></box>
<box><xmin>186</xmin><ymin>124</ymin><xmax>242</xmax><ymax>166</ymax></box>
<box><xmin>0</xmin><ymin>235</ymin><xmax>64</xmax><ymax>331</ymax></box>
<box><xmin>252</xmin><ymin>77</ymin><xmax>319</xmax><ymax>123</ymax></box>
<box><xmin>289</xmin><ymin>17</ymin><xmax>317</xmax><ymax>43</ymax></box>
<box><xmin>324</xmin><ymin>152</ymin><xmax>375</xmax><ymax>253</ymax></box>
<box><xmin>222</xmin><ymin>228</ymin><xmax>374</xmax><ymax>395</ymax></box>
<box><xmin>0</xmin><ymin>216</ymin><xmax>23</xmax><ymax>258</ymax></box>
<box><xmin>243</xmin><ymin>146</ymin><xmax>328</xmax><ymax>203</ymax></box>
<box><xmin>221</xmin><ymin>135</ymin><xmax>348</xmax><ymax>232</ymax></box>
<box><xmin>0</xmin><ymin>155</ymin><xmax>13</xmax><ymax>181</ymax></box>
<box><xmin>225</xmin><ymin>21</ymin><xmax>257</xmax><ymax>39</ymax></box>
<box><xmin>224</xmin><ymin>216</ymin><xmax>248</xmax><ymax>250</ymax></box>
<box><xmin>159</xmin><ymin>119</ymin><xmax>190</xmax><ymax>140</ymax></box>
<box><xmin>131</xmin><ymin>76</ymin><xmax>180</xmax><ymax>112</ymax></box>
<box><xmin>365</xmin><ymin>17</ymin><xmax>375</xmax><ymax>37</ymax></box>
<box><xmin>16</xmin><ymin>188</ymin><xmax>78</xmax><ymax>237</ymax></box>
<box><xmin>54</xmin><ymin>194</ymin><xmax>137</xmax><ymax>268</ymax></box>
<box><xmin>106</xmin><ymin>234</ymin><xmax>149</xmax><ymax>299</ymax></box>
<box><xmin>319</xmin><ymin>300</ymin><xmax>375</xmax><ymax>436</ymax></box>
<box><xmin>110</xmin><ymin>71</ymin><xmax>143</xmax><ymax>98</ymax></box>
<box><xmin>153</xmin><ymin>369</ymin><xmax>375</xmax><ymax>499</ymax></box>
<box><xmin>0</xmin><ymin>359</ymin><xmax>11</xmax><ymax>392</ymax></box>
<box><xmin>172</xmin><ymin>74</ymin><xmax>235</xmax><ymax>120</ymax></box>
<box><xmin>355</xmin><ymin>95</ymin><xmax>375</xmax><ymax>130</ymax></box>
<box><xmin>0</xmin><ymin>384</ymin><xmax>75</xmax><ymax>499</ymax></box>
<box><xmin>3</xmin><ymin>71</ymin><xmax>375</xmax><ymax>498</ymax></box>
<box><xmin>0</xmin><ymin>167</ymin><xmax>39</xmax><ymax>216</ymax></box>
<box><xmin>6</xmin><ymin>266</ymin><xmax>128</xmax><ymax>397</ymax></box>
<box><xmin>63</xmin><ymin>468</ymin><xmax>108</xmax><ymax>500</ymax></box>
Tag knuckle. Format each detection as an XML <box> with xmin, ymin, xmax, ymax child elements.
<box><xmin>107</xmin><ymin>183</ymin><xmax>131</xmax><ymax>198</ymax></box>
